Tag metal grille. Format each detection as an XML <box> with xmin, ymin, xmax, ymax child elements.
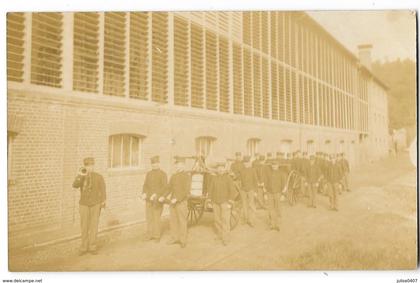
<box><xmin>252</xmin><ymin>53</ymin><xmax>261</xmax><ymax>117</ymax></box>
<box><xmin>243</xmin><ymin>48</ymin><xmax>253</xmax><ymax>116</ymax></box>
<box><xmin>218</xmin><ymin>36</ymin><xmax>229</xmax><ymax>112</ymax></box>
<box><xmin>261</xmin><ymin>57</ymin><xmax>269</xmax><ymax>118</ymax></box>
<box><xmin>151</xmin><ymin>12</ymin><xmax>168</xmax><ymax>103</ymax></box>
<box><xmin>7</xmin><ymin>12</ymin><xmax>25</xmax><ymax>82</ymax></box>
<box><xmin>233</xmin><ymin>43</ymin><xmax>243</xmax><ymax>115</ymax></box>
<box><xmin>103</xmin><ymin>12</ymin><xmax>126</xmax><ymax>96</ymax></box>
<box><xmin>205</xmin><ymin>31</ymin><xmax>218</xmax><ymax>110</ymax></box>
<box><xmin>73</xmin><ymin>12</ymin><xmax>99</xmax><ymax>93</ymax></box>
<box><xmin>31</xmin><ymin>12</ymin><xmax>63</xmax><ymax>88</ymax></box>
<box><xmin>130</xmin><ymin>12</ymin><xmax>149</xmax><ymax>100</ymax></box>
<box><xmin>190</xmin><ymin>23</ymin><xmax>204</xmax><ymax>108</ymax></box>
<box><xmin>271</xmin><ymin>61</ymin><xmax>278</xmax><ymax>120</ymax></box>
<box><xmin>242</xmin><ymin>12</ymin><xmax>252</xmax><ymax>46</ymax></box>
<box><xmin>173</xmin><ymin>16</ymin><xmax>189</xmax><ymax>106</ymax></box>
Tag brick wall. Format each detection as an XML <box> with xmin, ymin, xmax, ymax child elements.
<box><xmin>8</xmin><ymin>90</ymin><xmax>367</xmax><ymax>248</ymax></box>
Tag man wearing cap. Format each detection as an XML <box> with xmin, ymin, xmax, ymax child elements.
<box><xmin>265</xmin><ymin>160</ymin><xmax>288</xmax><ymax>231</ymax></box>
<box><xmin>306</xmin><ymin>155</ymin><xmax>322</xmax><ymax>208</ymax></box>
<box><xmin>327</xmin><ymin>154</ymin><xmax>343</xmax><ymax>211</ymax></box>
<box><xmin>208</xmin><ymin>161</ymin><xmax>237</xmax><ymax>245</ymax></box>
<box><xmin>230</xmin><ymin>152</ymin><xmax>245</xmax><ymax>190</ymax></box>
<box><xmin>165</xmin><ymin>156</ymin><xmax>191</xmax><ymax>248</ymax></box>
<box><xmin>338</xmin><ymin>153</ymin><xmax>351</xmax><ymax>192</ymax></box>
<box><xmin>141</xmin><ymin>156</ymin><xmax>168</xmax><ymax>242</ymax></box>
<box><xmin>238</xmin><ymin>156</ymin><xmax>258</xmax><ymax>227</ymax></box>
<box><xmin>72</xmin><ymin>157</ymin><xmax>106</xmax><ymax>255</ymax></box>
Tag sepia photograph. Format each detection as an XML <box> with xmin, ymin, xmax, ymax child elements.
<box><xmin>5</xmin><ymin>6</ymin><xmax>417</xmax><ymax>273</ymax></box>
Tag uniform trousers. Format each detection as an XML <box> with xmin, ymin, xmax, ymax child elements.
<box><xmin>169</xmin><ymin>200</ymin><xmax>188</xmax><ymax>244</ymax></box>
<box><xmin>328</xmin><ymin>182</ymin><xmax>340</xmax><ymax>209</ymax></box>
<box><xmin>239</xmin><ymin>190</ymin><xmax>256</xmax><ymax>226</ymax></box>
<box><xmin>212</xmin><ymin>202</ymin><xmax>231</xmax><ymax>242</ymax></box>
<box><xmin>79</xmin><ymin>203</ymin><xmax>101</xmax><ymax>252</ymax></box>
<box><xmin>145</xmin><ymin>201</ymin><xmax>163</xmax><ymax>239</ymax></box>
<box><xmin>307</xmin><ymin>182</ymin><xmax>318</xmax><ymax>207</ymax></box>
<box><xmin>267</xmin><ymin>192</ymin><xmax>281</xmax><ymax>228</ymax></box>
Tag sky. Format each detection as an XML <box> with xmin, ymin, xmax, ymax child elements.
<box><xmin>307</xmin><ymin>10</ymin><xmax>417</xmax><ymax>63</ymax></box>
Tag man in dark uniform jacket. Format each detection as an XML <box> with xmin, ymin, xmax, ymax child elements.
<box><xmin>254</xmin><ymin>155</ymin><xmax>268</xmax><ymax>209</ymax></box>
<box><xmin>165</xmin><ymin>156</ymin><xmax>191</xmax><ymax>248</ymax></box>
<box><xmin>327</xmin><ymin>154</ymin><xmax>343</xmax><ymax>211</ymax></box>
<box><xmin>72</xmin><ymin>157</ymin><xmax>106</xmax><ymax>255</ymax></box>
<box><xmin>306</xmin><ymin>155</ymin><xmax>322</xmax><ymax>208</ymax></box>
<box><xmin>301</xmin><ymin>151</ymin><xmax>310</xmax><ymax>197</ymax></box>
<box><xmin>238</xmin><ymin>156</ymin><xmax>258</xmax><ymax>227</ymax></box>
<box><xmin>265</xmin><ymin>160</ymin><xmax>288</xmax><ymax>231</ymax></box>
<box><xmin>338</xmin><ymin>153</ymin><xmax>351</xmax><ymax>192</ymax></box>
<box><xmin>230</xmin><ymin>152</ymin><xmax>245</xmax><ymax>190</ymax></box>
<box><xmin>208</xmin><ymin>161</ymin><xmax>236</xmax><ymax>245</ymax></box>
<box><xmin>141</xmin><ymin>155</ymin><xmax>167</xmax><ymax>242</ymax></box>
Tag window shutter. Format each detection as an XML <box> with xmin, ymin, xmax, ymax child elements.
<box><xmin>253</xmin><ymin>53</ymin><xmax>261</xmax><ymax>117</ymax></box>
<box><xmin>129</xmin><ymin>12</ymin><xmax>149</xmax><ymax>100</ymax></box>
<box><xmin>73</xmin><ymin>12</ymin><xmax>99</xmax><ymax>93</ymax></box>
<box><xmin>242</xmin><ymin>12</ymin><xmax>251</xmax><ymax>46</ymax></box>
<box><xmin>173</xmin><ymin>16</ymin><xmax>189</xmax><ymax>106</ymax></box>
<box><xmin>271</xmin><ymin>61</ymin><xmax>278</xmax><ymax>120</ymax></box>
<box><xmin>278</xmin><ymin>64</ymin><xmax>285</xmax><ymax>121</ymax></box>
<box><xmin>190</xmin><ymin>23</ymin><xmax>204</xmax><ymax>108</ymax></box>
<box><xmin>103</xmin><ymin>12</ymin><xmax>126</xmax><ymax>96</ymax></box>
<box><xmin>151</xmin><ymin>12</ymin><xmax>168</xmax><ymax>103</ymax></box>
<box><xmin>243</xmin><ymin>48</ymin><xmax>253</xmax><ymax>116</ymax></box>
<box><xmin>205</xmin><ymin>31</ymin><xmax>217</xmax><ymax>110</ymax></box>
<box><xmin>218</xmin><ymin>36</ymin><xmax>229</xmax><ymax>112</ymax></box>
<box><xmin>262</xmin><ymin>57</ymin><xmax>269</xmax><ymax>118</ymax></box>
<box><xmin>7</xmin><ymin>12</ymin><xmax>25</xmax><ymax>82</ymax></box>
<box><xmin>233</xmin><ymin>43</ymin><xmax>243</xmax><ymax>115</ymax></box>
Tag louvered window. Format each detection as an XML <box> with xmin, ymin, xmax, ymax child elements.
<box><xmin>73</xmin><ymin>12</ymin><xmax>99</xmax><ymax>93</ymax></box>
<box><xmin>291</xmin><ymin>71</ymin><xmax>298</xmax><ymax>123</ymax></box>
<box><xmin>261</xmin><ymin>57</ymin><xmax>269</xmax><ymax>119</ymax></box>
<box><xmin>231</xmin><ymin>12</ymin><xmax>242</xmax><ymax>42</ymax></box>
<box><xmin>298</xmin><ymin>25</ymin><xmax>303</xmax><ymax>71</ymax></box>
<box><xmin>219</xmin><ymin>37</ymin><xmax>229</xmax><ymax>112</ymax></box>
<box><xmin>233</xmin><ymin>43</ymin><xmax>243</xmax><ymax>115</ymax></box>
<box><xmin>173</xmin><ymin>16</ymin><xmax>189</xmax><ymax>106</ymax></box>
<box><xmin>218</xmin><ymin>12</ymin><xmax>229</xmax><ymax>35</ymax></box>
<box><xmin>261</xmin><ymin>12</ymin><xmax>268</xmax><ymax>54</ymax></box>
<box><xmin>103</xmin><ymin>12</ymin><xmax>126</xmax><ymax>96</ymax></box>
<box><xmin>151</xmin><ymin>12</ymin><xmax>168</xmax><ymax>103</ymax></box>
<box><xmin>130</xmin><ymin>12</ymin><xmax>149</xmax><ymax>100</ymax></box>
<box><xmin>300</xmin><ymin>75</ymin><xmax>305</xmax><ymax>124</ymax></box>
<box><xmin>310</xmin><ymin>79</ymin><xmax>315</xmax><ymax>125</ymax></box>
<box><xmin>277</xmin><ymin>12</ymin><xmax>284</xmax><ymax>62</ymax></box>
<box><xmin>319</xmin><ymin>84</ymin><xmax>324</xmax><ymax>126</ymax></box>
<box><xmin>314</xmin><ymin>81</ymin><xmax>318</xmax><ymax>125</ymax></box>
<box><xmin>243</xmin><ymin>48</ymin><xmax>253</xmax><ymax>116</ymax></box>
<box><xmin>284</xmin><ymin>13</ymin><xmax>290</xmax><ymax>65</ymax></box>
<box><xmin>270</xmin><ymin>12</ymin><xmax>277</xmax><ymax>59</ymax></box>
<box><xmin>285</xmin><ymin>68</ymin><xmax>291</xmax><ymax>122</ymax></box>
<box><xmin>271</xmin><ymin>61</ymin><xmax>278</xmax><ymax>120</ymax></box>
<box><xmin>278</xmin><ymin>64</ymin><xmax>285</xmax><ymax>121</ymax></box>
<box><xmin>7</xmin><ymin>12</ymin><xmax>25</xmax><ymax>82</ymax></box>
<box><xmin>242</xmin><ymin>12</ymin><xmax>252</xmax><ymax>46</ymax></box>
<box><xmin>253</xmin><ymin>53</ymin><xmax>261</xmax><ymax>117</ymax></box>
<box><xmin>205</xmin><ymin>31</ymin><xmax>218</xmax><ymax>110</ymax></box>
<box><xmin>31</xmin><ymin>12</ymin><xmax>63</xmax><ymax>88</ymax></box>
<box><xmin>252</xmin><ymin>12</ymin><xmax>260</xmax><ymax>50</ymax></box>
<box><xmin>191</xmin><ymin>23</ymin><xmax>204</xmax><ymax>108</ymax></box>
<box><xmin>305</xmin><ymin>77</ymin><xmax>310</xmax><ymax>124</ymax></box>
<box><xmin>290</xmin><ymin>13</ymin><xmax>297</xmax><ymax>67</ymax></box>
<box><xmin>205</xmin><ymin>12</ymin><xmax>217</xmax><ymax>29</ymax></box>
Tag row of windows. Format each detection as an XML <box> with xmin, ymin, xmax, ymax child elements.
<box><xmin>108</xmin><ymin>134</ymin><xmax>355</xmax><ymax>170</ymax></box>
<box><xmin>7</xmin><ymin>12</ymin><xmax>378</xmax><ymax>132</ymax></box>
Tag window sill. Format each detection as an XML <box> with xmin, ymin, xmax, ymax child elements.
<box><xmin>107</xmin><ymin>167</ymin><xmax>147</xmax><ymax>177</ymax></box>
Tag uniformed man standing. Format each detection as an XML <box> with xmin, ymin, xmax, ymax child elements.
<box><xmin>338</xmin><ymin>153</ymin><xmax>351</xmax><ymax>192</ymax></box>
<box><xmin>208</xmin><ymin>162</ymin><xmax>237</xmax><ymax>245</ymax></box>
<box><xmin>238</xmin><ymin>156</ymin><xmax>258</xmax><ymax>227</ymax></box>
<box><xmin>72</xmin><ymin>157</ymin><xmax>106</xmax><ymax>255</ymax></box>
<box><xmin>327</xmin><ymin>154</ymin><xmax>343</xmax><ymax>211</ymax></box>
<box><xmin>141</xmin><ymin>156</ymin><xmax>167</xmax><ymax>242</ymax></box>
<box><xmin>265</xmin><ymin>160</ymin><xmax>288</xmax><ymax>231</ymax></box>
<box><xmin>306</xmin><ymin>155</ymin><xmax>322</xmax><ymax>208</ymax></box>
<box><xmin>254</xmin><ymin>155</ymin><xmax>267</xmax><ymax>209</ymax></box>
<box><xmin>165</xmin><ymin>156</ymin><xmax>191</xmax><ymax>248</ymax></box>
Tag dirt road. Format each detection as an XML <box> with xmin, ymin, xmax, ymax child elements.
<box><xmin>9</xmin><ymin>153</ymin><xmax>417</xmax><ymax>270</ymax></box>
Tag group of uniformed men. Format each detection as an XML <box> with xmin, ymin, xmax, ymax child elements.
<box><xmin>140</xmin><ymin>150</ymin><xmax>351</xmax><ymax>248</ymax></box>
<box><xmin>72</xmin><ymin>151</ymin><xmax>350</xmax><ymax>255</ymax></box>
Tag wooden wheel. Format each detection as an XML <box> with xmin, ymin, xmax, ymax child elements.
<box><xmin>187</xmin><ymin>197</ymin><xmax>205</xmax><ymax>226</ymax></box>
